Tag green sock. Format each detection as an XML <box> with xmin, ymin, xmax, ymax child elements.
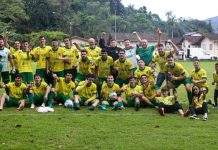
<box><xmin>48</xmin><ymin>92</ymin><xmax>55</xmax><ymax>107</ymax></box>
<box><xmin>117</xmin><ymin>102</ymin><xmax>123</xmax><ymax>107</ymax></box>
<box><xmin>75</xmin><ymin>103</ymin><xmax>80</xmax><ymax>107</ymax></box>
<box><xmin>187</xmin><ymin>91</ymin><xmax>192</xmax><ymax>105</ymax></box>
<box><xmin>149</xmin><ymin>103</ymin><xmax>156</xmax><ymax>108</ymax></box>
<box><xmin>28</xmin><ymin>93</ymin><xmax>34</xmax><ymax>104</ymax></box>
<box><xmin>102</xmin><ymin>104</ymin><xmax>107</xmax><ymax>108</ymax></box>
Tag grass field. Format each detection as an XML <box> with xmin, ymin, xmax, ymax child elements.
<box><xmin>0</xmin><ymin>61</ymin><xmax>218</xmax><ymax>150</ymax></box>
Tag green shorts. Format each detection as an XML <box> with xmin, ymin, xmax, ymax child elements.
<box><xmin>36</xmin><ymin>69</ymin><xmax>47</xmax><ymax>80</ymax></box>
<box><xmin>80</xmin><ymin>97</ymin><xmax>93</xmax><ymax>106</ymax></box>
<box><xmin>21</xmin><ymin>72</ymin><xmax>34</xmax><ymax>84</ymax></box>
<box><xmin>56</xmin><ymin>93</ymin><xmax>71</xmax><ymax>104</ymax></box>
<box><xmin>171</xmin><ymin>77</ymin><xmax>191</xmax><ymax>88</ymax></box>
<box><xmin>33</xmin><ymin>94</ymin><xmax>44</xmax><ymax>104</ymax></box>
<box><xmin>0</xmin><ymin>62</ymin><xmax>3</xmax><ymax>72</ymax></box>
<box><xmin>53</xmin><ymin>71</ymin><xmax>64</xmax><ymax>78</ymax></box>
<box><xmin>75</xmin><ymin>74</ymin><xmax>87</xmax><ymax>82</ymax></box>
<box><xmin>6</xmin><ymin>97</ymin><xmax>21</xmax><ymax>106</ymax></box>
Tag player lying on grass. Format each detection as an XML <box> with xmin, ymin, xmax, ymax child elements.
<box><xmin>48</xmin><ymin>73</ymin><xmax>76</xmax><ymax>108</ymax></box>
<box><xmin>74</xmin><ymin>74</ymin><xmax>99</xmax><ymax>110</ymax></box>
<box><xmin>189</xmin><ymin>84</ymin><xmax>208</xmax><ymax>121</ymax></box>
<box><xmin>27</xmin><ymin>73</ymin><xmax>51</xmax><ymax>108</ymax></box>
<box><xmin>155</xmin><ymin>87</ymin><xmax>187</xmax><ymax>117</ymax></box>
<box><xmin>100</xmin><ymin>74</ymin><xmax>123</xmax><ymax>110</ymax></box>
<box><xmin>0</xmin><ymin>74</ymin><xmax>26</xmax><ymax>111</ymax></box>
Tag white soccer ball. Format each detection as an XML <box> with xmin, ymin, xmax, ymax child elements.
<box><xmin>109</xmin><ymin>92</ymin><xmax>117</xmax><ymax>99</ymax></box>
<box><xmin>36</xmin><ymin>106</ymin><xmax>48</xmax><ymax>113</ymax></box>
<box><xmin>64</xmin><ymin>99</ymin><xmax>74</xmax><ymax>108</ymax></box>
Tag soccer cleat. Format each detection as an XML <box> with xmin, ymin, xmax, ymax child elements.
<box><xmin>158</xmin><ymin>107</ymin><xmax>164</xmax><ymax>116</ymax></box>
<box><xmin>203</xmin><ymin>116</ymin><xmax>208</xmax><ymax>121</ymax></box>
<box><xmin>41</xmin><ymin>103</ymin><xmax>45</xmax><ymax>107</ymax></box>
<box><xmin>99</xmin><ymin>105</ymin><xmax>107</xmax><ymax>110</ymax></box>
<box><xmin>30</xmin><ymin>104</ymin><xmax>35</xmax><ymax>109</ymax></box>
<box><xmin>207</xmin><ymin>99</ymin><xmax>214</xmax><ymax>106</ymax></box>
<box><xmin>74</xmin><ymin>103</ymin><xmax>81</xmax><ymax>110</ymax></box>
<box><xmin>118</xmin><ymin>106</ymin><xmax>125</xmax><ymax>110</ymax></box>
<box><xmin>189</xmin><ymin>114</ymin><xmax>199</xmax><ymax>120</ymax></box>
<box><xmin>88</xmin><ymin>105</ymin><xmax>95</xmax><ymax>110</ymax></box>
<box><xmin>135</xmin><ymin>103</ymin><xmax>140</xmax><ymax>111</ymax></box>
<box><xmin>58</xmin><ymin>103</ymin><xmax>63</xmax><ymax>106</ymax></box>
<box><xmin>112</xmin><ymin>104</ymin><xmax>118</xmax><ymax>111</ymax></box>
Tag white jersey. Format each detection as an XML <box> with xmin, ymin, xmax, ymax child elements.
<box><xmin>124</xmin><ymin>47</ymin><xmax>137</xmax><ymax>68</ymax></box>
<box><xmin>0</xmin><ymin>47</ymin><xmax>11</xmax><ymax>72</ymax></box>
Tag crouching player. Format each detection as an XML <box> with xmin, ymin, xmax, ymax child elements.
<box><xmin>155</xmin><ymin>87</ymin><xmax>185</xmax><ymax>117</ymax></box>
<box><xmin>50</xmin><ymin>73</ymin><xmax>76</xmax><ymax>108</ymax></box>
<box><xmin>28</xmin><ymin>73</ymin><xmax>51</xmax><ymax>108</ymax></box>
<box><xmin>100</xmin><ymin>75</ymin><xmax>123</xmax><ymax>110</ymax></box>
<box><xmin>0</xmin><ymin>74</ymin><xmax>27</xmax><ymax>111</ymax></box>
<box><xmin>74</xmin><ymin>74</ymin><xmax>99</xmax><ymax>110</ymax></box>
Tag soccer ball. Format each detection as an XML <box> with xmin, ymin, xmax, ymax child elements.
<box><xmin>109</xmin><ymin>92</ymin><xmax>117</xmax><ymax>99</ymax></box>
<box><xmin>64</xmin><ymin>100</ymin><xmax>74</xmax><ymax>108</ymax></box>
<box><xmin>36</xmin><ymin>107</ymin><xmax>54</xmax><ymax>112</ymax></box>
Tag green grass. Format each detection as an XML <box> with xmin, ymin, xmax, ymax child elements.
<box><xmin>0</xmin><ymin>61</ymin><xmax>218</xmax><ymax>150</ymax></box>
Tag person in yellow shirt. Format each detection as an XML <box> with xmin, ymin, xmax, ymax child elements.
<box><xmin>121</xmin><ymin>76</ymin><xmax>143</xmax><ymax>111</ymax></box>
<box><xmin>153</xmin><ymin>40</ymin><xmax>178</xmax><ymax>95</ymax></box>
<box><xmin>63</xmin><ymin>37</ymin><xmax>79</xmax><ymax>80</ymax></box>
<box><xmin>134</xmin><ymin>59</ymin><xmax>154</xmax><ymax>82</ymax></box>
<box><xmin>46</xmin><ymin>39</ymin><xmax>65</xmax><ymax>77</ymax></box>
<box><xmin>27</xmin><ymin>73</ymin><xmax>51</xmax><ymax>108</ymax></box>
<box><xmin>189</xmin><ymin>84</ymin><xmax>208</xmax><ymax>121</ymax></box>
<box><xmin>14</xmin><ymin>40</ymin><xmax>34</xmax><ymax>84</ymax></box>
<box><xmin>75</xmin><ymin>50</ymin><xmax>92</xmax><ymax>83</ymax></box>
<box><xmin>165</xmin><ymin>54</ymin><xmax>192</xmax><ymax>104</ymax></box>
<box><xmin>155</xmin><ymin>87</ymin><xmax>185</xmax><ymax>116</ymax></box>
<box><xmin>114</xmin><ymin>49</ymin><xmax>133</xmax><ymax>87</ymax></box>
<box><xmin>100</xmin><ymin>75</ymin><xmax>122</xmax><ymax>110</ymax></box>
<box><xmin>212</xmin><ymin>63</ymin><xmax>218</xmax><ymax>108</ymax></box>
<box><xmin>32</xmin><ymin>36</ymin><xmax>51</xmax><ymax>81</ymax></box>
<box><xmin>0</xmin><ymin>74</ymin><xmax>27</xmax><ymax>111</ymax></box>
<box><xmin>50</xmin><ymin>73</ymin><xmax>76</xmax><ymax>108</ymax></box>
<box><xmin>191</xmin><ymin>57</ymin><xmax>208</xmax><ymax>94</ymax></box>
<box><xmin>74</xmin><ymin>74</ymin><xmax>99</xmax><ymax>110</ymax></box>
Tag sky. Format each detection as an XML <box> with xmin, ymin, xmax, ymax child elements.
<box><xmin>122</xmin><ymin>0</ymin><xmax>217</xmax><ymax>20</ymax></box>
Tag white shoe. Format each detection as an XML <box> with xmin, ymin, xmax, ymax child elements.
<box><xmin>30</xmin><ymin>104</ymin><xmax>35</xmax><ymax>109</ymax></box>
<box><xmin>189</xmin><ymin>114</ymin><xmax>199</xmax><ymax>120</ymax></box>
<box><xmin>41</xmin><ymin>103</ymin><xmax>45</xmax><ymax>107</ymax></box>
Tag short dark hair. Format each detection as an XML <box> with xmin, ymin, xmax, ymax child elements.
<box><xmin>39</xmin><ymin>35</ymin><xmax>45</xmax><ymax>40</ymax></box>
<box><xmin>118</xmin><ymin>49</ymin><xmax>125</xmax><ymax>53</ymax></box>
<box><xmin>124</xmin><ymin>39</ymin><xmax>130</xmax><ymax>42</ymax></box>
<box><xmin>161</xmin><ymin>87</ymin><xmax>169</xmax><ymax>92</ymax></box>
<box><xmin>101</xmin><ymin>49</ymin><xmax>107</xmax><ymax>53</ymax></box>
<box><xmin>166</xmin><ymin>54</ymin><xmax>173</xmax><ymax>59</ymax></box>
<box><xmin>15</xmin><ymin>74</ymin><xmax>22</xmax><ymax>78</ymax></box>
<box><xmin>52</xmin><ymin>38</ymin><xmax>58</xmax><ymax>42</ymax></box>
<box><xmin>81</xmin><ymin>49</ymin><xmax>87</xmax><ymax>54</ymax></box>
<box><xmin>86</xmin><ymin>74</ymin><xmax>95</xmax><ymax>79</ymax></box>
<box><xmin>215</xmin><ymin>62</ymin><xmax>218</xmax><ymax>66</ymax></box>
<box><xmin>34</xmin><ymin>73</ymin><xmax>41</xmax><ymax>78</ymax></box>
<box><xmin>193</xmin><ymin>56</ymin><xmax>199</xmax><ymax>62</ymax></box>
<box><xmin>129</xmin><ymin>76</ymin><xmax>136</xmax><ymax>80</ymax></box>
<box><xmin>157</xmin><ymin>43</ymin><xmax>164</xmax><ymax>47</ymax></box>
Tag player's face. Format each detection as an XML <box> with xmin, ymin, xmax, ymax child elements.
<box><xmin>64</xmin><ymin>38</ymin><xmax>70</xmax><ymax>47</ymax></box>
<box><xmin>167</xmin><ymin>57</ymin><xmax>174</xmax><ymax>67</ymax></box>
<box><xmin>138</xmin><ymin>60</ymin><xmax>145</xmax><ymax>68</ymax></box>
<box><xmin>110</xmin><ymin>40</ymin><xmax>117</xmax><ymax>47</ymax></box>
<box><xmin>119</xmin><ymin>51</ymin><xmax>125</xmax><ymax>59</ymax></box>
<box><xmin>162</xmin><ymin>90</ymin><xmax>168</xmax><ymax>97</ymax></box>
<box><xmin>14</xmin><ymin>41</ymin><xmax>21</xmax><ymax>50</ymax></box>
<box><xmin>140</xmin><ymin>75</ymin><xmax>148</xmax><ymax>84</ymax></box>
<box><xmin>101</xmin><ymin>51</ymin><xmax>107</xmax><ymax>59</ymax></box>
<box><xmin>81</xmin><ymin>52</ymin><xmax>87</xmax><ymax>59</ymax></box>
<box><xmin>107</xmin><ymin>76</ymin><xmax>114</xmax><ymax>83</ymax></box>
<box><xmin>124</xmin><ymin>40</ymin><xmax>130</xmax><ymax>48</ymax></box>
<box><xmin>34</xmin><ymin>75</ymin><xmax>41</xmax><ymax>83</ymax></box>
<box><xmin>65</xmin><ymin>73</ymin><xmax>72</xmax><ymax>82</ymax></box>
<box><xmin>52</xmin><ymin>41</ymin><xmax>59</xmax><ymax>50</ymax></box>
<box><xmin>22</xmin><ymin>42</ymin><xmax>29</xmax><ymax>50</ymax></box>
<box><xmin>39</xmin><ymin>37</ymin><xmax>46</xmax><ymax>46</ymax></box>
<box><xmin>141</xmin><ymin>39</ymin><xmax>148</xmax><ymax>48</ymax></box>
<box><xmin>193</xmin><ymin>86</ymin><xmax>200</xmax><ymax>95</ymax></box>
<box><xmin>0</xmin><ymin>39</ymin><xmax>4</xmax><ymax>48</ymax></box>
<box><xmin>193</xmin><ymin>61</ymin><xmax>200</xmax><ymax>69</ymax></box>
<box><xmin>88</xmin><ymin>39</ymin><xmax>95</xmax><ymax>48</ymax></box>
<box><xmin>129</xmin><ymin>78</ymin><xmax>136</xmax><ymax>86</ymax></box>
<box><xmin>15</xmin><ymin>77</ymin><xmax>22</xmax><ymax>84</ymax></box>
<box><xmin>157</xmin><ymin>46</ymin><xmax>164</xmax><ymax>55</ymax></box>
<box><xmin>87</xmin><ymin>77</ymin><xmax>94</xmax><ymax>85</ymax></box>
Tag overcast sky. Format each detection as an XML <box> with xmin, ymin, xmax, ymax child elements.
<box><xmin>122</xmin><ymin>0</ymin><xmax>217</xmax><ymax>20</ymax></box>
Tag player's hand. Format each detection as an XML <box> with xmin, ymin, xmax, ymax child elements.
<box><xmin>11</xmin><ymin>67</ymin><xmax>16</xmax><ymax>74</ymax></box>
<box><xmin>84</xmin><ymin>101</ymin><xmax>89</xmax><ymax>106</ymax></box>
<box><xmin>101</xmin><ymin>32</ymin><xmax>106</xmax><ymax>36</ymax></box>
<box><xmin>5</xmin><ymin>31</ymin><xmax>10</xmax><ymax>36</ymax></box>
<box><xmin>132</xmin><ymin>32</ymin><xmax>137</xmax><ymax>34</ymax></box>
<box><xmin>156</xmin><ymin>28</ymin><xmax>162</xmax><ymax>36</ymax></box>
<box><xmin>44</xmin><ymin>95</ymin><xmax>48</xmax><ymax>101</ymax></box>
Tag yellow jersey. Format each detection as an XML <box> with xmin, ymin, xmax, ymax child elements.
<box><xmin>114</xmin><ymin>59</ymin><xmax>132</xmax><ymax>80</ymax></box>
<box><xmin>57</xmin><ymin>77</ymin><xmax>75</xmax><ymax>96</ymax></box>
<box><xmin>63</xmin><ymin>47</ymin><xmax>79</xmax><ymax>70</ymax></box>
<box><xmin>95</xmin><ymin>56</ymin><xmax>113</xmax><ymax>78</ymax></box>
<box><xmin>155</xmin><ymin>96</ymin><xmax>175</xmax><ymax>105</ymax></box>
<box><xmin>48</xmin><ymin>47</ymin><xmax>65</xmax><ymax>72</ymax></box>
<box><xmin>191</xmin><ymin>68</ymin><xmax>207</xmax><ymax>88</ymax></box>
<box><xmin>76</xmin><ymin>81</ymin><xmax>97</xmax><ymax>99</ymax></box>
<box><xmin>77</xmin><ymin>57</ymin><xmax>92</xmax><ymax>75</ymax></box>
<box><xmin>165</xmin><ymin>62</ymin><xmax>189</xmax><ymax>77</ymax></box>
<box><xmin>6</xmin><ymin>82</ymin><xmax>27</xmax><ymax>99</ymax></box>
<box><xmin>32</xmin><ymin>46</ymin><xmax>51</xmax><ymax>69</ymax></box>
<box><xmin>123</xmin><ymin>84</ymin><xmax>142</xmax><ymax>100</ymax></box>
<box><xmin>192</xmin><ymin>94</ymin><xmax>206</xmax><ymax>109</ymax></box>
<box><xmin>101</xmin><ymin>82</ymin><xmax>120</xmax><ymax>99</ymax></box>
<box><xmin>142</xmin><ymin>83</ymin><xmax>156</xmax><ymax>100</ymax></box>
<box><xmin>32</xmin><ymin>81</ymin><xmax>48</xmax><ymax>95</ymax></box>
<box><xmin>12</xmin><ymin>50</ymin><xmax>22</xmax><ymax>71</ymax></box>
<box><xmin>153</xmin><ymin>51</ymin><xmax>171</xmax><ymax>73</ymax></box>
<box><xmin>213</xmin><ymin>72</ymin><xmax>218</xmax><ymax>90</ymax></box>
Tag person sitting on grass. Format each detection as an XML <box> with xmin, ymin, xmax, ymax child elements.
<box><xmin>27</xmin><ymin>73</ymin><xmax>51</xmax><ymax>108</ymax></box>
<box><xmin>140</xmin><ymin>74</ymin><xmax>158</xmax><ymax>109</ymax></box>
<box><xmin>0</xmin><ymin>74</ymin><xmax>27</xmax><ymax>111</ymax></box>
<box><xmin>74</xmin><ymin>74</ymin><xmax>99</xmax><ymax>110</ymax></box>
<box><xmin>189</xmin><ymin>84</ymin><xmax>208</xmax><ymax>121</ymax></box>
<box><xmin>100</xmin><ymin>75</ymin><xmax>122</xmax><ymax>110</ymax></box>
<box><xmin>50</xmin><ymin>73</ymin><xmax>76</xmax><ymax>108</ymax></box>
<box><xmin>155</xmin><ymin>87</ymin><xmax>186</xmax><ymax>117</ymax></box>
<box><xmin>212</xmin><ymin>62</ymin><xmax>218</xmax><ymax>108</ymax></box>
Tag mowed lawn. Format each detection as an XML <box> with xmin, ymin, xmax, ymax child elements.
<box><xmin>0</xmin><ymin>61</ymin><xmax>218</xmax><ymax>150</ymax></box>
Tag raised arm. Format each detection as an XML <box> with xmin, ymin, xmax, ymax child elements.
<box><xmin>132</xmin><ymin>32</ymin><xmax>142</xmax><ymax>42</ymax></box>
<box><xmin>155</xmin><ymin>28</ymin><xmax>162</xmax><ymax>48</ymax></box>
<box><xmin>167</xmin><ymin>39</ymin><xmax>179</xmax><ymax>54</ymax></box>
